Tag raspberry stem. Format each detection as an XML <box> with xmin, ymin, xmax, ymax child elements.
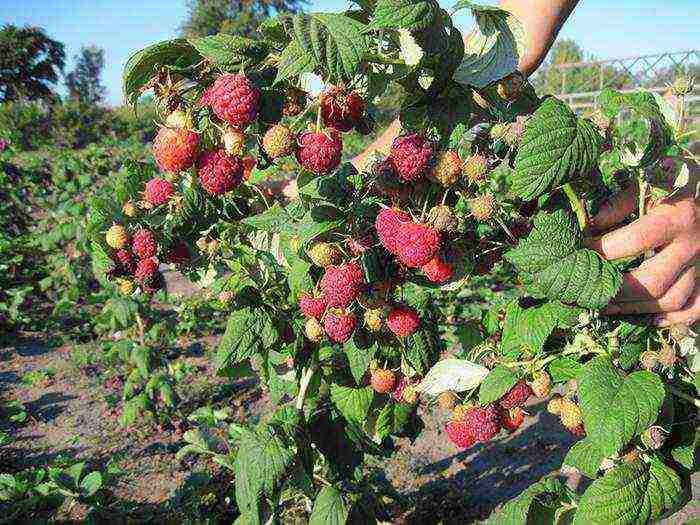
<box><xmin>296</xmin><ymin>364</ymin><xmax>316</xmax><ymax>411</ymax></box>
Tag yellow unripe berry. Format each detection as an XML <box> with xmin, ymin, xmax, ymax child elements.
<box><xmin>106</xmin><ymin>225</ymin><xmax>128</xmax><ymax>249</ymax></box>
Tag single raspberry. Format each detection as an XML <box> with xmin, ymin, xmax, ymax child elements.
<box><xmin>375</xmin><ymin>207</ymin><xmax>411</xmax><ymax>255</ymax></box>
<box><xmin>659</xmin><ymin>344</ymin><xmax>676</xmax><ymax>368</ymax></box>
<box><xmin>363</xmin><ymin>308</ymin><xmax>383</xmax><ymax>332</ymax></box>
<box><xmin>389</xmin><ymin>134</ymin><xmax>432</xmax><ymax>181</ymax></box>
<box><xmin>320</xmin><ymin>86</ymin><xmax>365</xmax><ymax>132</ymax></box>
<box><xmin>504</xmin><ymin>116</ymin><xmax>527</xmax><ymax>146</ymax></box>
<box><xmin>319</xmin><ymin>262</ymin><xmax>364</xmax><ymax>309</ymax></box>
<box><xmin>200</xmin><ymin>74</ymin><xmax>260</xmax><ymax>129</ymax></box>
<box><xmin>426</xmin><ymin>205</ymin><xmax>458</xmax><ymax>233</ymax></box>
<box><xmin>500</xmin><ymin>407</ymin><xmax>525</xmax><ymax>433</ymax></box>
<box><xmin>307</xmin><ymin>242</ymin><xmax>340</xmax><ymax>268</ymax></box>
<box><xmin>387</xmin><ymin>305</ymin><xmax>420</xmax><ymax>337</ymax></box>
<box><xmin>431</xmin><ymin>150</ymin><xmax>461</xmax><ymax>187</ymax></box>
<box><xmin>547</xmin><ymin>395</ymin><xmax>563</xmax><ymax>415</ymax></box>
<box><xmin>394</xmin><ymin>222</ymin><xmax>440</xmax><ymax>268</ymax></box>
<box><xmin>470</xmin><ymin>193</ymin><xmax>495</xmax><ymax>221</ymax></box>
<box><xmin>371</xmin><ymin>368</ymin><xmax>396</xmax><ymax>393</ymax></box>
<box><xmin>346</xmin><ymin>235</ymin><xmax>371</xmax><ymax>255</ymax></box>
<box><xmin>402</xmin><ymin>385</ymin><xmax>419</xmax><ymax>404</ymax></box>
<box><xmin>437</xmin><ymin>391</ymin><xmax>458</xmax><ymax>410</ymax></box>
<box><xmin>166</xmin><ymin>243</ymin><xmax>189</xmax><ymax>265</ymax></box>
<box><xmin>296</xmin><ymin>130</ymin><xmax>343</xmax><ymax>175</ymax></box>
<box><xmin>165</xmin><ymin>110</ymin><xmax>192</xmax><ymax>129</ymax></box>
<box><xmin>498</xmin><ymin>380</ymin><xmax>533</xmax><ymax>410</ymax></box>
<box><xmin>145</xmin><ymin>177</ymin><xmax>175</xmax><ymax>206</ymax></box>
<box><xmin>134</xmin><ymin>258</ymin><xmax>159</xmax><ymax>281</ymax></box>
<box><xmin>153</xmin><ymin>126</ymin><xmax>199</xmax><ymax>174</ymax></box>
<box><xmin>106</xmin><ymin>224</ymin><xmax>128</xmax><ymax>249</ymax></box>
<box><xmin>463</xmin><ymin>154</ymin><xmax>488</xmax><ymax>183</ymax></box>
<box><xmin>529</xmin><ymin>371</ymin><xmax>552</xmax><ymax>398</ymax></box>
<box><xmin>640</xmin><ymin>350</ymin><xmax>659</xmax><ymax>371</ymax></box>
<box><xmin>218</xmin><ymin>290</ymin><xmax>234</xmax><ymax>304</ymax></box>
<box><xmin>323</xmin><ymin>310</ymin><xmax>357</xmax><ymax>343</ymax></box>
<box><xmin>282</xmin><ymin>87</ymin><xmax>307</xmax><ymax>117</ymax></box>
<box><xmin>299</xmin><ymin>293</ymin><xmax>327</xmax><ymax>319</ymax></box>
<box><xmin>445</xmin><ymin>420</ymin><xmax>476</xmax><ymax>449</ymax></box>
<box><xmin>262</xmin><ymin>124</ymin><xmax>296</xmax><ymax>159</ymax></box>
<box><xmin>197</xmin><ymin>149</ymin><xmax>244</xmax><ymax>196</ymax></box>
<box><xmin>464</xmin><ymin>404</ymin><xmax>502</xmax><ymax>442</ymax></box>
<box><xmin>242</xmin><ymin>156</ymin><xmax>256</xmax><ymax>181</ymax></box>
<box><xmin>305</xmin><ymin>317</ymin><xmax>325</xmax><ymax>342</ymax></box>
<box><xmin>114</xmin><ymin>249</ymin><xmax>136</xmax><ymax>274</ymax></box>
<box><xmin>559</xmin><ymin>399</ymin><xmax>583</xmax><ymax>430</ymax></box>
<box><xmin>118</xmin><ymin>279</ymin><xmax>135</xmax><ymax>295</ymax></box>
<box><xmin>421</xmin><ymin>255</ymin><xmax>453</xmax><ymax>284</ymax></box>
<box><xmin>223</xmin><ymin>128</ymin><xmax>246</xmax><ymax>156</ymax></box>
<box><xmin>132</xmin><ymin>229</ymin><xmax>157</xmax><ymax>259</ymax></box>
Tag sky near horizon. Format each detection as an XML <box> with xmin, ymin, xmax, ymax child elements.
<box><xmin>3</xmin><ymin>0</ymin><xmax>699</xmax><ymax>105</ymax></box>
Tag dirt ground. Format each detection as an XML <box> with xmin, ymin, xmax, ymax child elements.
<box><xmin>1</xmin><ymin>275</ymin><xmax>698</xmax><ymax>523</ymax></box>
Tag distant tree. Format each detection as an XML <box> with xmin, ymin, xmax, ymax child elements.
<box><xmin>65</xmin><ymin>45</ymin><xmax>107</xmax><ymax>105</ymax></box>
<box><xmin>0</xmin><ymin>24</ymin><xmax>65</xmax><ymax>103</ymax></box>
<box><xmin>181</xmin><ymin>0</ymin><xmax>308</xmax><ymax>38</ymax></box>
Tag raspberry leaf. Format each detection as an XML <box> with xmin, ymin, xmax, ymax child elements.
<box><xmin>453</xmin><ymin>7</ymin><xmax>525</xmax><ymax>88</ymax></box>
<box><xmin>309</xmin><ymin>486</ymin><xmax>349</xmax><ymax>525</ymax></box>
<box><xmin>217</xmin><ymin>308</ymin><xmax>277</xmax><ymax>375</ymax></box>
<box><xmin>345</xmin><ymin>336</ymin><xmax>377</xmax><ymax>385</ymax></box>
<box><xmin>122</xmin><ymin>39</ymin><xmax>201</xmax><ymax>106</ymax></box>
<box><xmin>275</xmin><ymin>39</ymin><xmax>316</xmax><ymax>84</ymax></box>
<box><xmin>573</xmin><ymin>457</ymin><xmax>683</xmax><ymax>525</ymax></box>
<box><xmin>500</xmin><ymin>300</ymin><xmax>573</xmax><ymax>356</ymax></box>
<box><xmin>563</xmin><ymin>438</ymin><xmax>606</xmax><ymax>479</ymax></box>
<box><xmin>189</xmin><ymin>34</ymin><xmax>268</xmax><ymax>71</ymax></box>
<box><xmin>512</xmin><ymin>98</ymin><xmax>601</xmax><ymax>200</ymax></box>
<box><xmin>330</xmin><ymin>385</ymin><xmax>374</xmax><ymax>424</ymax></box>
<box><xmin>478</xmin><ymin>365</ymin><xmax>519</xmax><ymax>404</ymax></box>
<box><xmin>505</xmin><ymin>210</ymin><xmax>622</xmax><ymax>309</ymax></box>
<box><xmin>404</xmin><ymin>329</ymin><xmax>438</xmax><ymax>375</ymax></box>
<box><xmin>370</xmin><ymin>0</ymin><xmax>439</xmax><ymax>31</ymax></box>
<box><xmin>547</xmin><ymin>356</ymin><xmax>583</xmax><ymax>383</ymax></box>
<box><xmin>485</xmin><ymin>476</ymin><xmax>566</xmax><ymax>525</ymax></box>
<box><xmin>416</xmin><ymin>358</ymin><xmax>489</xmax><ymax>396</ymax></box>
<box><xmin>577</xmin><ymin>357</ymin><xmax>666</xmax><ymax>457</ymax></box>
<box><xmin>375</xmin><ymin>401</ymin><xmax>414</xmax><ymax>440</ymax></box>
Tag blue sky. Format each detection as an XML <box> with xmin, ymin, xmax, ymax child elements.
<box><xmin>4</xmin><ymin>0</ymin><xmax>699</xmax><ymax>105</ymax></box>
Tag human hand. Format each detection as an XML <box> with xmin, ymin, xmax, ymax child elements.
<box><xmin>586</xmin><ymin>185</ymin><xmax>700</xmax><ymax>327</ymax></box>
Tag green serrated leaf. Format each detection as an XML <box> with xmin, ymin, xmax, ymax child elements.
<box><xmin>500</xmin><ymin>300</ymin><xmax>567</xmax><ymax>355</ymax></box>
<box><xmin>330</xmin><ymin>385</ymin><xmax>373</xmax><ymax>423</ymax></box>
<box><xmin>547</xmin><ymin>355</ymin><xmax>583</xmax><ymax>383</ymax></box>
<box><xmin>375</xmin><ymin>401</ymin><xmax>413</xmax><ymax>440</ymax></box>
<box><xmin>189</xmin><ymin>34</ymin><xmax>268</xmax><ymax>70</ymax></box>
<box><xmin>478</xmin><ymin>365</ymin><xmax>519</xmax><ymax>404</ymax></box>
<box><xmin>485</xmin><ymin>476</ymin><xmax>564</xmax><ymax>525</ymax></box>
<box><xmin>309</xmin><ymin>486</ymin><xmax>349</xmax><ymax>525</ymax></box>
<box><xmin>345</xmin><ymin>336</ymin><xmax>377</xmax><ymax>385</ymax></box>
<box><xmin>370</xmin><ymin>0</ymin><xmax>438</xmax><ymax>30</ymax></box>
<box><xmin>512</xmin><ymin>98</ymin><xmax>601</xmax><ymax>200</ymax></box>
<box><xmin>123</xmin><ymin>39</ymin><xmax>201</xmax><ymax>106</ymax></box>
<box><xmin>563</xmin><ymin>438</ymin><xmax>605</xmax><ymax>478</ymax></box>
<box><xmin>217</xmin><ymin>308</ymin><xmax>276</xmax><ymax>374</ymax></box>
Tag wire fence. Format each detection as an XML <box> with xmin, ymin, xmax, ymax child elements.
<box><xmin>532</xmin><ymin>50</ymin><xmax>699</xmax><ymax>126</ymax></box>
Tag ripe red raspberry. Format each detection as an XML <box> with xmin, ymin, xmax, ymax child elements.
<box><xmin>296</xmin><ymin>130</ymin><xmax>343</xmax><ymax>175</ymax></box>
<box><xmin>197</xmin><ymin>149</ymin><xmax>244</xmax><ymax>196</ymax></box>
<box><xmin>114</xmin><ymin>249</ymin><xmax>136</xmax><ymax>274</ymax></box>
<box><xmin>144</xmin><ymin>177</ymin><xmax>175</xmax><ymax>206</ymax></box>
<box><xmin>421</xmin><ymin>255</ymin><xmax>453</xmax><ymax>283</ymax></box>
<box><xmin>200</xmin><ymin>74</ymin><xmax>261</xmax><ymax>129</ymax></box>
<box><xmin>500</xmin><ymin>407</ymin><xmax>525</xmax><ymax>433</ymax></box>
<box><xmin>152</xmin><ymin>127</ymin><xmax>199</xmax><ymax>174</ymax></box>
<box><xmin>498</xmin><ymin>380</ymin><xmax>533</xmax><ymax>410</ymax></box>
<box><xmin>319</xmin><ymin>262</ymin><xmax>365</xmax><ymax>309</ymax></box>
<box><xmin>375</xmin><ymin>207</ymin><xmax>411</xmax><ymax>255</ymax></box>
<box><xmin>389</xmin><ymin>134</ymin><xmax>433</xmax><ymax>181</ymax></box>
<box><xmin>132</xmin><ymin>229</ymin><xmax>157</xmax><ymax>259</ymax></box>
<box><xmin>323</xmin><ymin>310</ymin><xmax>357</xmax><ymax>343</ymax></box>
<box><xmin>166</xmin><ymin>243</ymin><xmax>189</xmax><ymax>264</ymax></box>
<box><xmin>464</xmin><ymin>404</ymin><xmax>502</xmax><ymax>442</ymax></box>
<box><xmin>387</xmin><ymin>305</ymin><xmax>420</xmax><ymax>337</ymax></box>
<box><xmin>134</xmin><ymin>258</ymin><xmax>158</xmax><ymax>281</ymax></box>
<box><xmin>445</xmin><ymin>420</ymin><xmax>476</xmax><ymax>449</ymax></box>
<box><xmin>299</xmin><ymin>293</ymin><xmax>327</xmax><ymax>319</ymax></box>
<box><xmin>394</xmin><ymin>222</ymin><xmax>440</xmax><ymax>268</ymax></box>
<box><xmin>320</xmin><ymin>86</ymin><xmax>365</xmax><ymax>132</ymax></box>
<box><xmin>371</xmin><ymin>368</ymin><xmax>396</xmax><ymax>393</ymax></box>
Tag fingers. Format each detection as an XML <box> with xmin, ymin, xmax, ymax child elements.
<box><xmin>604</xmin><ymin>266</ymin><xmax>696</xmax><ymax>315</ymax></box>
<box><xmin>589</xmin><ymin>183</ymin><xmax>639</xmax><ymax>232</ymax></box>
<box><xmin>615</xmin><ymin>235</ymin><xmax>700</xmax><ymax>301</ymax></box>
<box><xmin>587</xmin><ymin>200</ymin><xmax>698</xmax><ymax>260</ymax></box>
<box><xmin>654</xmin><ymin>280</ymin><xmax>700</xmax><ymax>327</ymax></box>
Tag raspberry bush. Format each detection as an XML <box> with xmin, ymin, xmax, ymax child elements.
<box><xmin>86</xmin><ymin>1</ymin><xmax>698</xmax><ymax>523</ymax></box>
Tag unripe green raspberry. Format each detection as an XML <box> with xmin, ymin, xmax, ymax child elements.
<box><xmin>305</xmin><ymin>317</ymin><xmax>324</xmax><ymax>342</ymax></box>
<box><xmin>463</xmin><ymin>154</ymin><xmax>489</xmax><ymax>184</ymax></box>
<box><xmin>437</xmin><ymin>391</ymin><xmax>458</xmax><ymax>410</ymax></box>
<box><xmin>106</xmin><ymin>224</ymin><xmax>128</xmax><ymax>249</ymax></box>
<box><xmin>529</xmin><ymin>371</ymin><xmax>552</xmax><ymax>398</ymax></box>
<box><xmin>307</xmin><ymin>242</ymin><xmax>340</xmax><ymax>268</ymax></box>
<box><xmin>364</xmin><ymin>308</ymin><xmax>383</xmax><ymax>332</ymax></box>
<box><xmin>547</xmin><ymin>395</ymin><xmax>563</xmax><ymax>415</ymax></box>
